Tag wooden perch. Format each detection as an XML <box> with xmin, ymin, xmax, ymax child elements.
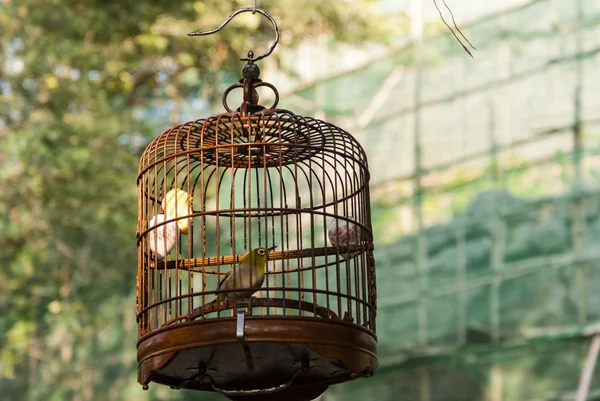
<box><xmin>164</xmin><ymin>297</ymin><xmax>340</xmax><ymax>326</ymax></box>
<box><xmin>149</xmin><ymin>244</ymin><xmax>374</xmax><ymax>271</ymax></box>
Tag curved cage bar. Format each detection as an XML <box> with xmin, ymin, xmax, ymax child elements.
<box><xmin>136</xmin><ymin>78</ymin><xmax>377</xmax><ymax>398</ymax></box>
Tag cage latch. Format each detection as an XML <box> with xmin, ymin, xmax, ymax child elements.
<box><xmin>236</xmin><ymin>310</ymin><xmax>246</xmax><ymax>344</ymax></box>
<box><xmin>236</xmin><ymin>309</ymin><xmax>257</xmax><ymax>371</ymax></box>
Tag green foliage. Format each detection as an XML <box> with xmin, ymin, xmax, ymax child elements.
<box><xmin>0</xmin><ymin>1</ymin><xmax>393</xmax><ymax>400</ymax></box>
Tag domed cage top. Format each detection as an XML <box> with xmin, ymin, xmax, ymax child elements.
<box><xmin>135</xmin><ymin>8</ymin><xmax>377</xmax><ymax>400</ymax></box>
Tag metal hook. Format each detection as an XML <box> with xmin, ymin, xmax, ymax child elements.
<box><xmin>188</xmin><ymin>7</ymin><xmax>279</xmax><ymax>62</ymax></box>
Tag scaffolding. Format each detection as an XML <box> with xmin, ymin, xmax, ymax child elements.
<box><xmin>277</xmin><ymin>0</ymin><xmax>600</xmax><ymax>399</ymax></box>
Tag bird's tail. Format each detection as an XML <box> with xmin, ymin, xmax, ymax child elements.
<box><xmin>212</xmin><ymin>293</ymin><xmax>226</xmax><ymax>303</ymax></box>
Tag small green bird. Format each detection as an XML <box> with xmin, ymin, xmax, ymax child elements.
<box><xmin>217</xmin><ymin>246</ymin><xmax>277</xmax><ymax>302</ymax></box>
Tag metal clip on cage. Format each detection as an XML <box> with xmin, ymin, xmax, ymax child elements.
<box><xmin>136</xmin><ymin>7</ymin><xmax>377</xmax><ymax>401</ymax></box>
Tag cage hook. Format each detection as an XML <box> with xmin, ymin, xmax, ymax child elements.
<box><xmin>188</xmin><ymin>7</ymin><xmax>280</xmax><ymax>62</ymax></box>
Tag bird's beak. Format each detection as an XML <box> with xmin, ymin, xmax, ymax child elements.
<box><xmin>267</xmin><ymin>245</ymin><xmax>277</xmax><ymax>252</ymax></box>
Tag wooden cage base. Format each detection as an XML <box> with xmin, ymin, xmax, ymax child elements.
<box><xmin>137</xmin><ymin>317</ymin><xmax>378</xmax><ymax>401</ymax></box>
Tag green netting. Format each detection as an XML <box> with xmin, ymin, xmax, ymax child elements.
<box><xmin>325</xmin><ymin>189</ymin><xmax>600</xmax><ymax>401</ymax></box>
<box><xmin>326</xmin><ymin>340</ymin><xmax>600</xmax><ymax>401</ymax></box>
<box><xmin>278</xmin><ymin>0</ymin><xmax>600</xmax><ymax>399</ymax></box>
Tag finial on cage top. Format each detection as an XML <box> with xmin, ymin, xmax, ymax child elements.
<box><xmin>188</xmin><ymin>7</ymin><xmax>280</xmax><ymax>63</ymax></box>
<box><xmin>242</xmin><ymin>51</ymin><xmax>261</xmax><ymax>80</ymax></box>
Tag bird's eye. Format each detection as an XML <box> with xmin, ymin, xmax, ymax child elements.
<box><xmin>258</xmin><ymin>249</ymin><xmax>265</xmax><ymax>255</ymax></box>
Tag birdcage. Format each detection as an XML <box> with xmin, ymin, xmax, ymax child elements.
<box><xmin>135</xmin><ymin>8</ymin><xmax>377</xmax><ymax>400</ymax></box>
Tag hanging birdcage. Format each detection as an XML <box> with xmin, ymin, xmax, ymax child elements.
<box><xmin>136</xmin><ymin>7</ymin><xmax>377</xmax><ymax>401</ymax></box>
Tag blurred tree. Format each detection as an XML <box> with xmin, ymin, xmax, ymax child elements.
<box><xmin>0</xmin><ymin>1</ymin><xmax>395</xmax><ymax>400</ymax></box>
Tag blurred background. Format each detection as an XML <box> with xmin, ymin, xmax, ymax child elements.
<box><xmin>2</xmin><ymin>0</ymin><xmax>600</xmax><ymax>400</ymax></box>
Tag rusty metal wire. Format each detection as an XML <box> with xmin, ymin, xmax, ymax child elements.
<box><xmin>188</xmin><ymin>6</ymin><xmax>279</xmax><ymax>62</ymax></box>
